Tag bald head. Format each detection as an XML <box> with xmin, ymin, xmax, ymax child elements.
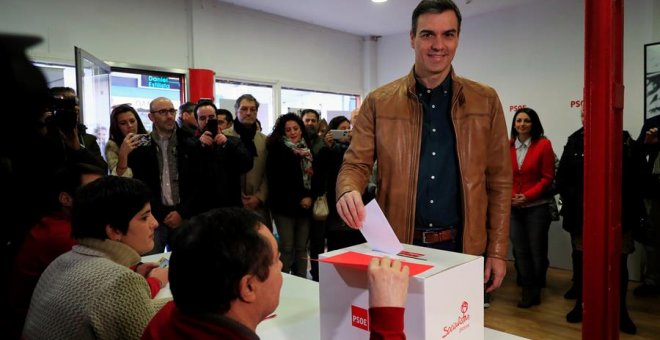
<box><xmin>149</xmin><ymin>97</ymin><xmax>177</xmax><ymax>136</ymax></box>
<box><xmin>150</xmin><ymin>97</ymin><xmax>172</xmax><ymax>112</ymax></box>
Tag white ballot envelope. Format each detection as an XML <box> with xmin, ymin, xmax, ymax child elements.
<box><xmin>359</xmin><ymin>200</ymin><xmax>403</xmax><ymax>254</ymax></box>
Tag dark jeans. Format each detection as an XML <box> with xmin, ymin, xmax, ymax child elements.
<box><xmin>273</xmin><ymin>213</ymin><xmax>310</xmax><ymax>278</ymax></box>
<box><xmin>510</xmin><ymin>204</ymin><xmax>551</xmax><ymax>288</ymax></box>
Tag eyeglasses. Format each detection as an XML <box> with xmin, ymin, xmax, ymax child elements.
<box><xmin>152</xmin><ymin>108</ymin><xmax>177</xmax><ymax>116</ymax></box>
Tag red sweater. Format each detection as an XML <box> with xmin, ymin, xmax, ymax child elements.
<box><xmin>143</xmin><ymin>301</ymin><xmax>405</xmax><ymax>340</ymax></box>
<box><xmin>510</xmin><ymin>137</ymin><xmax>555</xmax><ymax>202</ymax></box>
<box><xmin>8</xmin><ymin>212</ymin><xmax>76</xmax><ymax>338</ymax></box>
<box><xmin>369</xmin><ymin>307</ymin><xmax>406</xmax><ymax>340</ymax></box>
<box><xmin>142</xmin><ymin>301</ymin><xmax>259</xmax><ymax>340</ymax></box>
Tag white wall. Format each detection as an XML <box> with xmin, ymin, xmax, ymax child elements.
<box><xmin>0</xmin><ymin>0</ymin><xmax>189</xmax><ymax>68</ymax></box>
<box><xmin>377</xmin><ymin>0</ymin><xmax>657</xmax><ymax>276</ymax></box>
<box><xmin>0</xmin><ymin>0</ymin><xmax>363</xmax><ymax>96</ymax></box>
<box><xmin>192</xmin><ymin>0</ymin><xmax>362</xmax><ymax>95</ymax></box>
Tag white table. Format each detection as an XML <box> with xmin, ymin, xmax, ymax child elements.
<box><xmin>142</xmin><ymin>253</ymin><xmax>526</xmax><ymax>340</ymax></box>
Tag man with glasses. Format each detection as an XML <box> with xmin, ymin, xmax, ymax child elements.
<box><xmin>225</xmin><ymin>94</ymin><xmax>271</xmax><ymax>229</ymax></box>
<box><xmin>128</xmin><ymin>97</ymin><xmax>201</xmax><ymax>254</ymax></box>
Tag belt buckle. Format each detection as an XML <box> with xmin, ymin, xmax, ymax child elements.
<box><xmin>422</xmin><ymin>231</ymin><xmax>434</xmax><ymax>244</ymax></box>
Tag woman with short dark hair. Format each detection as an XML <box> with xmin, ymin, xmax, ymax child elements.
<box><xmin>23</xmin><ymin>176</ymin><xmax>169</xmax><ymax>339</ymax></box>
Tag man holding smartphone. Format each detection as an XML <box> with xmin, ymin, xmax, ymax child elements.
<box><xmin>336</xmin><ymin>0</ymin><xmax>511</xmax><ymax>296</ymax></box>
<box><xmin>194</xmin><ymin>100</ymin><xmax>253</xmax><ymax>212</ymax></box>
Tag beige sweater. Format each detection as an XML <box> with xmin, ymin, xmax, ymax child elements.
<box><xmin>105</xmin><ymin>139</ymin><xmax>134</xmax><ymax>177</ymax></box>
<box><xmin>23</xmin><ymin>238</ymin><xmax>168</xmax><ymax>340</ymax></box>
<box><xmin>224</xmin><ymin>126</ymin><xmax>269</xmax><ymax>203</ymax></box>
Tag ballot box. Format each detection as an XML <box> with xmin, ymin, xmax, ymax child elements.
<box><xmin>319</xmin><ymin>243</ymin><xmax>484</xmax><ymax>340</ymax></box>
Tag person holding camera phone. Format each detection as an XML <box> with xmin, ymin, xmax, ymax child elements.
<box><xmin>306</xmin><ymin>116</ymin><xmax>361</xmax><ymax>282</ymax></box>
<box><xmin>194</xmin><ymin>100</ymin><xmax>253</xmax><ymax>213</ymax></box>
<box><xmin>107</xmin><ymin>104</ymin><xmax>149</xmax><ymax>177</ymax></box>
<box><xmin>318</xmin><ymin>116</ymin><xmax>365</xmax><ymax>250</ymax></box>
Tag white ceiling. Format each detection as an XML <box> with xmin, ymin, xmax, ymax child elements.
<box><xmin>218</xmin><ymin>0</ymin><xmax>544</xmax><ymax>36</ymax></box>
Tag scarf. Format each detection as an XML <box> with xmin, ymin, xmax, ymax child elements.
<box><xmin>233</xmin><ymin>119</ymin><xmax>258</xmax><ymax>157</ymax></box>
<box><xmin>283</xmin><ymin>137</ymin><xmax>313</xmax><ymax>190</ymax></box>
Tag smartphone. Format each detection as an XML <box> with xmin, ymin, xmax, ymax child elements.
<box><xmin>330</xmin><ymin>129</ymin><xmax>350</xmax><ymax>140</ymax></box>
<box><xmin>135</xmin><ymin>134</ymin><xmax>151</xmax><ymax>147</ymax></box>
<box><xmin>205</xmin><ymin>119</ymin><xmax>218</xmax><ymax>137</ymax></box>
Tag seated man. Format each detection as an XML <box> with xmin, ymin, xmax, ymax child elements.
<box><xmin>142</xmin><ymin>207</ymin><xmax>409</xmax><ymax>339</ymax></box>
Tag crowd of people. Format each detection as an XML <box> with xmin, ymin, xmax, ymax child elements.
<box><xmin>2</xmin><ymin>0</ymin><xmax>660</xmax><ymax>338</ymax></box>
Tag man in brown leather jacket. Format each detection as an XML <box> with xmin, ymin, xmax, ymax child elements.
<box><xmin>336</xmin><ymin>0</ymin><xmax>512</xmax><ymax>293</ymax></box>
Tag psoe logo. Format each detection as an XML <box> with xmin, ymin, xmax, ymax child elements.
<box><xmin>442</xmin><ymin>301</ymin><xmax>471</xmax><ymax>338</ymax></box>
<box><xmin>351</xmin><ymin>305</ymin><xmax>369</xmax><ymax>331</ymax></box>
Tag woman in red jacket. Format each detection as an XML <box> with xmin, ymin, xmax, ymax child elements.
<box><xmin>509</xmin><ymin>107</ymin><xmax>555</xmax><ymax>308</ymax></box>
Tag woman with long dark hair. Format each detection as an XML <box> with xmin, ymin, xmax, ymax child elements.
<box><xmin>106</xmin><ymin>104</ymin><xmax>148</xmax><ymax>177</ymax></box>
<box><xmin>508</xmin><ymin>107</ymin><xmax>555</xmax><ymax>308</ymax></box>
<box><xmin>266</xmin><ymin>113</ymin><xmax>314</xmax><ymax>277</ymax></box>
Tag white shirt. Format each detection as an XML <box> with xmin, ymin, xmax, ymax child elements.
<box><xmin>515</xmin><ymin>137</ymin><xmax>531</xmax><ymax>170</ymax></box>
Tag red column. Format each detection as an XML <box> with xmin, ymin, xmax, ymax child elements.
<box><xmin>583</xmin><ymin>0</ymin><xmax>624</xmax><ymax>339</ymax></box>
<box><xmin>189</xmin><ymin>68</ymin><xmax>216</xmax><ymax>103</ymax></box>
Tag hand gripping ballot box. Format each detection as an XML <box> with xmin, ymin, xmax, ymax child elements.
<box><xmin>319</xmin><ymin>243</ymin><xmax>484</xmax><ymax>340</ymax></box>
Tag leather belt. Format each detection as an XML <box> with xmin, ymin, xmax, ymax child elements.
<box><xmin>414</xmin><ymin>229</ymin><xmax>455</xmax><ymax>244</ymax></box>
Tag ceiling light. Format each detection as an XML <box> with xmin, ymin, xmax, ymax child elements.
<box><xmin>372</xmin><ymin>0</ymin><xmax>388</xmax><ymax>3</ymax></box>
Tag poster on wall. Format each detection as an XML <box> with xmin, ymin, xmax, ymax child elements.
<box><xmin>646</xmin><ymin>42</ymin><xmax>660</xmax><ymax>120</ymax></box>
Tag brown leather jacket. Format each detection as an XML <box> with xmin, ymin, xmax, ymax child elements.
<box><xmin>337</xmin><ymin>68</ymin><xmax>512</xmax><ymax>260</ymax></box>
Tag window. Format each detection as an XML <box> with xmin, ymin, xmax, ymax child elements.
<box><xmin>35</xmin><ymin>62</ymin><xmax>186</xmax><ymax>137</ymax></box>
<box><xmin>34</xmin><ymin>62</ymin><xmax>77</xmax><ymax>89</ymax></box>
<box><xmin>281</xmin><ymin>88</ymin><xmax>359</xmax><ymax>124</ymax></box>
<box><xmin>216</xmin><ymin>80</ymin><xmax>274</xmax><ymax>134</ymax></box>
<box><xmin>110</xmin><ymin>68</ymin><xmax>185</xmax><ymax>130</ymax></box>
